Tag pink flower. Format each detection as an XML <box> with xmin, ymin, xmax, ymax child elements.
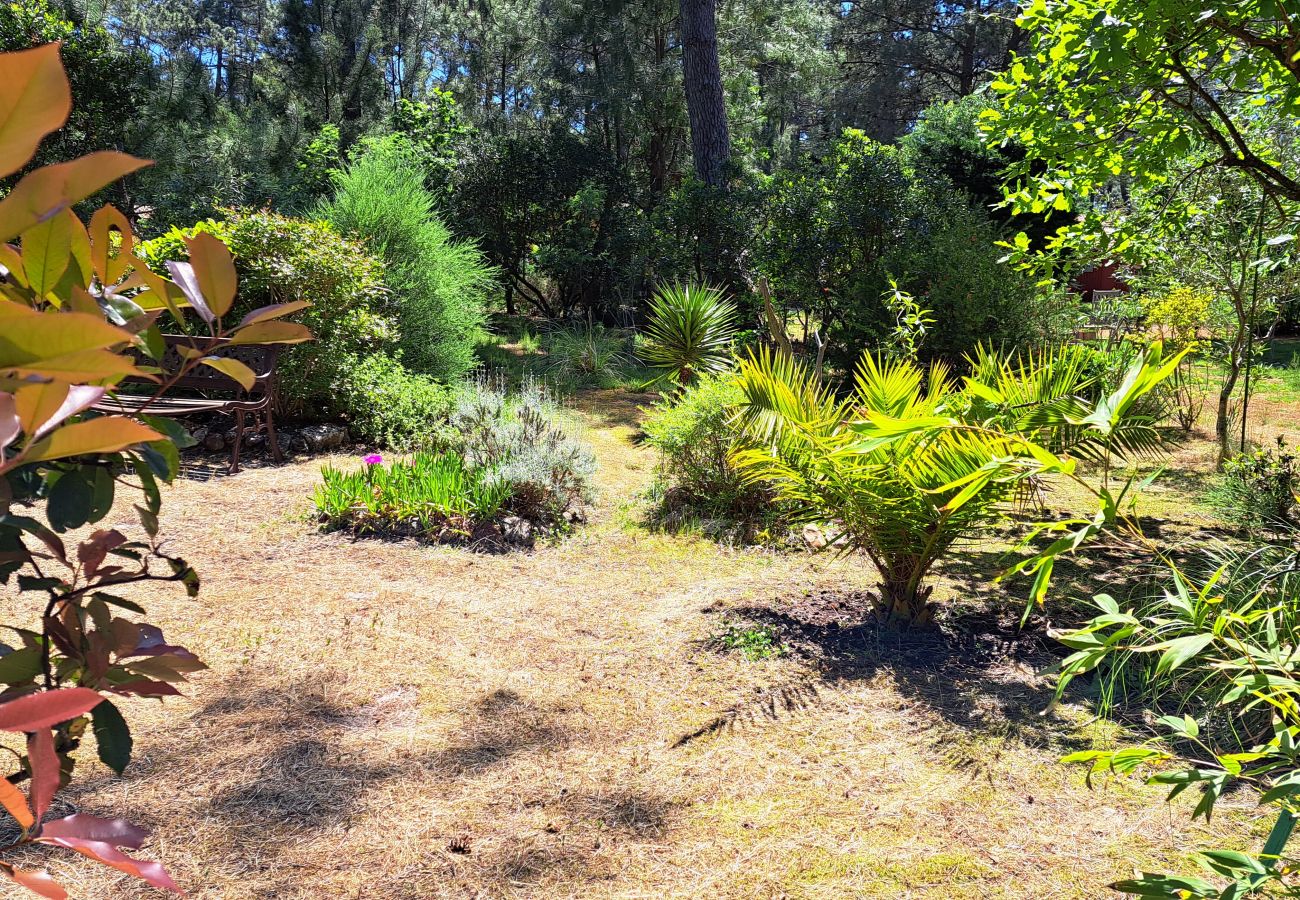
<box><xmin>362</xmin><ymin>453</ymin><xmax>384</xmax><ymax>466</ymax></box>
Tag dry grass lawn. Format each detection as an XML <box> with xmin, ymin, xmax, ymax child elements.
<box><xmin>0</xmin><ymin>388</ymin><xmax>1287</xmax><ymax>899</ymax></box>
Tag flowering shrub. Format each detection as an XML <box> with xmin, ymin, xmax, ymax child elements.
<box><xmin>314</xmin><ymin>383</ymin><xmax>595</xmax><ymax>546</ymax></box>
<box><xmin>448</xmin><ymin>381</ymin><xmax>595</xmax><ymax>525</ymax></box>
<box><xmin>1142</xmin><ymin>284</ymin><xmax>1218</xmax><ymax>356</ymax></box>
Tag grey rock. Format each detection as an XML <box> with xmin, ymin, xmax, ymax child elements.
<box><xmin>301</xmin><ymin>423</ymin><xmax>348</xmax><ymax>452</ymax></box>
<box><xmin>501</xmin><ymin>515</ymin><xmax>535</xmax><ymax>548</ymax></box>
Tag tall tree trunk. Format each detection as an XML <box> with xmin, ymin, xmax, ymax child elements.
<box><xmin>679</xmin><ymin>0</ymin><xmax>730</xmax><ymax>188</ymax></box>
<box><xmin>1216</xmin><ymin>349</ymin><xmax>1243</xmax><ymax>467</ymax></box>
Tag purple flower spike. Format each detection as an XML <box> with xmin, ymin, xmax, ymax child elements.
<box><xmin>363</xmin><ymin>453</ymin><xmax>384</xmax><ymax>466</ymax></box>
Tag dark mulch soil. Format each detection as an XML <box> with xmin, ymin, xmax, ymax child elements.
<box><xmin>716</xmin><ymin>587</ymin><xmax>1062</xmax><ymax>676</ymax></box>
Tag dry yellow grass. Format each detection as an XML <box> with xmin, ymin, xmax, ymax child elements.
<box><xmin>0</xmin><ymin>388</ymin><xmax>1281</xmax><ymax>899</ymax></box>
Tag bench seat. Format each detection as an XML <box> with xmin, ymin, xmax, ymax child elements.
<box><xmin>93</xmin><ymin>335</ymin><xmax>284</xmax><ymax>474</ymax></box>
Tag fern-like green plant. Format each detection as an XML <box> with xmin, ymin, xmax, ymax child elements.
<box><xmin>732</xmin><ymin>342</ymin><xmax>1186</xmax><ymax>626</ymax></box>
<box><xmin>641</xmin><ymin>282</ymin><xmax>738</xmax><ymax>386</ymax></box>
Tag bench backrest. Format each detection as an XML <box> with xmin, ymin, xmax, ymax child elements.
<box><xmin>142</xmin><ymin>335</ymin><xmax>282</xmax><ymax>397</ymax></box>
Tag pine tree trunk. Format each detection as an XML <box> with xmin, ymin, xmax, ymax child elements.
<box><xmin>679</xmin><ymin>0</ymin><xmax>731</xmax><ymax>188</ymax></box>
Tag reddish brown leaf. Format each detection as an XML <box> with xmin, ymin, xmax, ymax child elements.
<box><xmin>26</xmin><ymin>727</ymin><xmax>58</xmax><ymax>822</ymax></box>
<box><xmin>43</xmin><ymin>617</ymin><xmax>77</xmax><ymax>659</ymax></box>
<box><xmin>0</xmin><ymin>688</ymin><xmax>102</xmax><ymax>732</ymax></box>
<box><xmin>104</xmin><ymin>680</ymin><xmax>181</xmax><ymax>699</ymax></box>
<box><xmin>1</xmin><ymin>864</ymin><xmax>67</xmax><ymax>900</ymax></box>
<box><xmin>40</xmin><ymin>813</ymin><xmax>148</xmax><ymax>848</ymax></box>
<box><xmin>162</xmin><ymin>260</ymin><xmax>214</xmax><ymax>323</ymax></box>
<box><xmin>0</xmin><ymin>391</ymin><xmax>18</xmax><ymax>451</ymax></box>
<box><xmin>109</xmin><ymin>619</ymin><xmax>141</xmax><ymax>656</ymax></box>
<box><xmin>0</xmin><ymin>775</ymin><xmax>34</xmax><ymax>830</ymax></box>
<box><xmin>123</xmin><ymin>654</ymin><xmax>205</xmax><ymax>683</ymax></box>
<box><xmin>36</xmin><ymin>838</ymin><xmax>180</xmax><ymax>893</ymax></box>
<box><xmin>227</xmin><ymin>321</ymin><xmax>312</xmax><ymax>345</ymax></box>
<box><xmin>76</xmin><ymin>529</ymin><xmax>126</xmax><ymax>578</ymax></box>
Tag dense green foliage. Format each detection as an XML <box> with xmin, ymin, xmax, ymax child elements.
<box><xmin>754</xmin><ymin>129</ymin><xmax>1041</xmax><ymax>368</ymax></box>
<box><xmin>138</xmin><ymin>211</ymin><xmax>400</xmax><ymax>422</ymax></box>
<box><xmin>318</xmin><ymin>139</ymin><xmax>493</xmax><ymax>381</ymax></box>
<box><xmin>0</xmin><ymin>0</ymin><xmax>1056</xmax><ymax>373</ymax></box>
<box><xmin>333</xmin><ymin>354</ymin><xmax>457</xmax><ymax>451</ymax></box>
<box><xmin>1207</xmin><ymin>438</ymin><xmax>1298</xmax><ymax>532</ymax></box>
<box><xmin>643</xmin><ymin>374</ymin><xmax>771</xmax><ymax>525</ymax></box>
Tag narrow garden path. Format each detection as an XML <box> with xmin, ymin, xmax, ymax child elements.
<box><xmin>9</xmin><ymin>390</ymin><xmax>1267</xmax><ymax>898</ymax></box>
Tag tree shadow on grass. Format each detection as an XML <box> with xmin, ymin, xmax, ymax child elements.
<box><xmin>681</xmin><ymin>587</ymin><xmax>1097</xmax><ymax>756</ymax></box>
<box><xmin>65</xmin><ymin>676</ymin><xmax>676</xmax><ymax>895</ymax></box>
<box><xmin>568</xmin><ymin>388</ymin><xmax>654</xmax><ymax>432</ymax></box>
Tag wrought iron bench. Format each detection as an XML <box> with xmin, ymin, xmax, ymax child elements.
<box><xmin>94</xmin><ymin>334</ymin><xmax>284</xmax><ymax>474</ymax></box>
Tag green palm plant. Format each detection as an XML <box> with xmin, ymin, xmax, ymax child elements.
<box><xmin>641</xmin><ymin>282</ymin><xmax>739</xmax><ymax>386</ymax></box>
<box><xmin>732</xmin><ymin>342</ymin><xmax>1186</xmax><ymax>627</ymax></box>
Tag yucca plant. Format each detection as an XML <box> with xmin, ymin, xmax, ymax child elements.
<box><xmin>732</xmin><ymin>342</ymin><xmax>1186</xmax><ymax>626</ymax></box>
<box><xmin>641</xmin><ymin>282</ymin><xmax>738</xmax><ymax>386</ymax></box>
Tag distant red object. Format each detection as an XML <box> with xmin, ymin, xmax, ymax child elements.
<box><xmin>1071</xmin><ymin>261</ymin><xmax>1129</xmax><ymax>301</ymax></box>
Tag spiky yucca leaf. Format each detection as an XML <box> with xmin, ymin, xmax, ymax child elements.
<box><xmin>641</xmin><ymin>282</ymin><xmax>738</xmax><ymax>386</ymax></box>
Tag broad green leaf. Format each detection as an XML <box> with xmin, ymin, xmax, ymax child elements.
<box><xmin>88</xmin><ymin>205</ymin><xmax>134</xmax><ymax>285</ymax></box>
<box><xmin>21</xmin><ymin>209</ymin><xmax>71</xmax><ymax>297</ymax></box>
<box><xmin>1150</xmin><ymin>634</ymin><xmax>1216</xmax><ymax>676</ymax></box>
<box><xmin>47</xmin><ymin>469</ymin><xmax>92</xmax><ymax>532</ymax></box>
<box><xmin>0</xmin><ymin>646</ymin><xmax>41</xmax><ymax>683</ymax></box>
<box><xmin>90</xmin><ymin>701</ymin><xmax>132</xmax><ymax>775</ymax></box>
<box><xmin>199</xmin><ymin>356</ymin><xmax>256</xmax><ymax>390</ymax></box>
